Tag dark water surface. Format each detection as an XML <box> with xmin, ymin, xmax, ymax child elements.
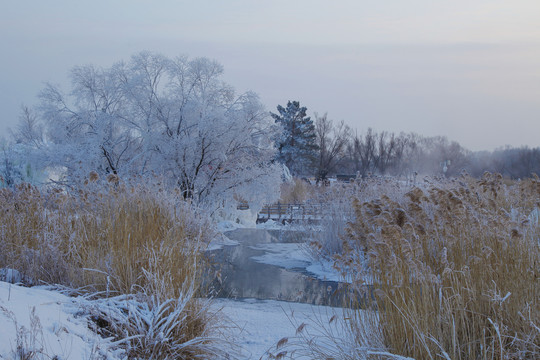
<box><xmin>206</xmin><ymin>228</ymin><xmax>345</xmax><ymax>306</ymax></box>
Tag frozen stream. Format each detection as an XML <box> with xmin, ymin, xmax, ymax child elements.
<box><xmin>206</xmin><ymin>228</ymin><xmax>345</xmax><ymax>306</ymax></box>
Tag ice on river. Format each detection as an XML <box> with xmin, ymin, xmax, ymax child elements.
<box><xmin>249</xmin><ymin>242</ymin><xmax>347</xmax><ymax>283</ymax></box>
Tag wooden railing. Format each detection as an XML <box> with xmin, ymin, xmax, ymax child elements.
<box><xmin>236</xmin><ymin>202</ymin><xmax>250</xmax><ymax>210</ymax></box>
<box><xmin>255</xmin><ymin>203</ymin><xmax>323</xmax><ymax>223</ymax></box>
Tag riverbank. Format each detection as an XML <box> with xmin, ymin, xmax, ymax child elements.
<box><xmin>0</xmin><ymin>281</ymin><xmax>347</xmax><ymax>359</ymax></box>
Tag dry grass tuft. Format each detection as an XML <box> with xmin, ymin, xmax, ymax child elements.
<box><xmin>340</xmin><ymin>173</ymin><xmax>540</xmax><ymax>359</ymax></box>
<box><xmin>65</xmin><ymin>186</ymin><xmax>213</xmax><ymax>297</ymax></box>
<box><xmin>0</xmin><ymin>183</ymin><xmax>71</xmax><ymax>285</ymax></box>
<box><xmin>0</xmin><ymin>180</ymin><xmax>222</xmax><ymax>358</ymax></box>
<box><xmin>86</xmin><ymin>271</ymin><xmax>228</xmax><ymax>359</ymax></box>
<box><xmin>278</xmin><ymin>178</ymin><xmax>316</xmax><ymax>204</ymax></box>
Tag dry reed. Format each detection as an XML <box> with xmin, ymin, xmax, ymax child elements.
<box><xmin>340</xmin><ymin>173</ymin><xmax>539</xmax><ymax>359</ymax></box>
<box><xmin>0</xmin><ymin>179</ymin><xmax>221</xmax><ymax>358</ymax></box>
<box><xmin>279</xmin><ymin>178</ymin><xmax>316</xmax><ymax>204</ymax></box>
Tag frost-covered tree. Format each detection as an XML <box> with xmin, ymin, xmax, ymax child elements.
<box><xmin>271</xmin><ymin>101</ymin><xmax>318</xmax><ymax>176</ymax></box>
<box><xmin>36</xmin><ymin>63</ymin><xmax>139</xmax><ymax>182</ymax></box>
<box><xmin>2</xmin><ymin>108</ymin><xmax>47</xmax><ymax>187</ymax></box>
<box><xmin>14</xmin><ymin>51</ymin><xmax>282</xmax><ymax>209</ymax></box>
<box><xmin>0</xmin><ymin>142</ymin><xmax>20</xmax><ymax>187</ymax></box>
<box><xmin>120</xmin><ymin>53</ymin><xmax>282</xmax><ymax>208</ymax></box>
<box><xmin>12</xmin><ymin>106</ymin><xmax>44</xmax><ymax>149</ymax></box>
<box><xmin>0</xmin><ymin>141</ymin><xmax>43</xmax><ymax>187</ymax></box>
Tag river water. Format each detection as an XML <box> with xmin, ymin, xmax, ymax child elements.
<box><xmin>205</xmin><ymin>228</ymin><xmax>346</xmax><ymax>306</ymax></box>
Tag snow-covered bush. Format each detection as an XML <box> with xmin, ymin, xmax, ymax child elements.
<box><xmin>0</xmin><ymin>141</ymin><xmax>44</xmax><ymax>188</ymax></box>
<box><xmin>85</xmin><ymin>271</ymin><xmax>232</xmax><ymax>359</ymax></box>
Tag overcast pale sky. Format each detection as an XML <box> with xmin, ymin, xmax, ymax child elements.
<box><xmin>1</xmin><ymin>0</ymin><xmax>540</xmax><ymax>150</ymax></box>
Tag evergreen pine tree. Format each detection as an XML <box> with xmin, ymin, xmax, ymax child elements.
<box><xmin>271</xmin><ymin>101</ymin><xmax>318</xmax><ymax>176</ymax></box>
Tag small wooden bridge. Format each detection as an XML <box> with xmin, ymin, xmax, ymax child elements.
<box><xmin>251</xmin><ymin>203</ymin><xmax>324</xmax><ymax>224</ymax></box>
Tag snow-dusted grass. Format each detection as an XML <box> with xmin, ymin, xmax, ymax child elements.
<box><xmin>83</xmin><ymin>275</ymin><xmax>232</xmax><ymax>359</ymax></box>
<box><xmin>339</xmin><ymin>173</ymin><xmax>540</xmax><ymax>359</ymax></box>
<box><xmin>307</xmin><ymin>177</ymin><xmax>414</xmax><ymax>259</ymax></box>
<box><xmin>0</xmin><ymin>182</ymin><xmax>213</xmax><ymax>293</ymax></box>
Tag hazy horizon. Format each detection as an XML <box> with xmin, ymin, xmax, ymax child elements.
<box><xmin>2</xmin><ymin>1</ymin><xmax>540</xmax><ymax>151</ymax></box>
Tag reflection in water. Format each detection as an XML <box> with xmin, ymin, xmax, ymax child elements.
<box><xmin>206</xmin><ymin>228</ymin><xmax>346</xmax><ymax>306</ymax></box>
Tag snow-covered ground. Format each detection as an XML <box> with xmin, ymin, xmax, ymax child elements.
<box><xmin>0</xmin><ymin>281</ymin><xmax>118</xmax><ymax>359</ymax></box>
<box><xmin>214</xmin><ymin>298</ymin><xmax>346</xmax><ymax>359</ymax></box>
<box><xmin>0</xmin><ymin>281</ymin><xmax>348</xmax><ymax>359</ymax></box>
<box><xmin>0</xmin><ymin>221</ymin><xmax>358</xmax><ymax>359</ymax></box>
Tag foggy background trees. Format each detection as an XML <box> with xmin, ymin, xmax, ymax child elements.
<box><xmin>313</xmin><ymin>113</ymin><xmax>349</xmax><ymax>182</ymax></box>
<box><xmin>272</xmin><ymin>100</ymin><xmax>538</xmax><ymax>181</ymax></box>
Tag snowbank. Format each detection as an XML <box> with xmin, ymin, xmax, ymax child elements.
<box><xmin>0</xmin><ymin>281</ymin><xmax>348</xmax><ymax>360</ymax></box>
<box><xmin>0</xmin><ymin>282</ymin><xmax>117</xmax><ymax>359</ymax></box>
<box><xmin>213</xmin><ymin>298</ymin><xmax>345</xmax><ymax>359</ymax></box>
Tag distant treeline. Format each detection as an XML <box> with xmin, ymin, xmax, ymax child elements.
<box><xmin>275</xmin><ymin>105</ymin><xmax>540</xmax><ymax>180</ymax></box>
<box><xmin>317</xmin><ymin>127</ymin><xmax>540</xmax><ymax>180</ymax></box>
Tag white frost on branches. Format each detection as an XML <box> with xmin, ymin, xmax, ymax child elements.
<box><xmin>13</xmin><ymin>52</ymin><xmax>283</xmax><ymax>210</ymax></box>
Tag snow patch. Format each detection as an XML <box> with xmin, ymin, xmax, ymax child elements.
<box><xmin>0</xmin><ymin>281</ymin><xmax>350</xmax><ymax>360</ymax></box>
<box><xmin>207</xmin><ymin>234</ymin><xmax>240</xmax><ymax>251</ymax></box>
<box><xmin>214</xmin><ymin>298</ymin><xmax>345</xmax><ymax>359</ymax></box>
<box><xmin>0</xmin><ymin>281</ymin><xmax>117</xmax><ymax>359</ymax></box>
<box><xmin>255</xmin><ymin>219</ymin><xmax>283</xmax><ymax>230</ymax></box>
<box><xmin>217</xmin><ymin>220</ymin><xmax>245</xmax><ymax>232</ymax></box>
<box><xmin>306</xmin><ymin>259</ymin><xmax>346</xmax><ymax>283</ymax></box>
<box><xmin>248</xmin><ymin>243</ymin><xmax>348</xmax><ymax>283</ymax></box>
